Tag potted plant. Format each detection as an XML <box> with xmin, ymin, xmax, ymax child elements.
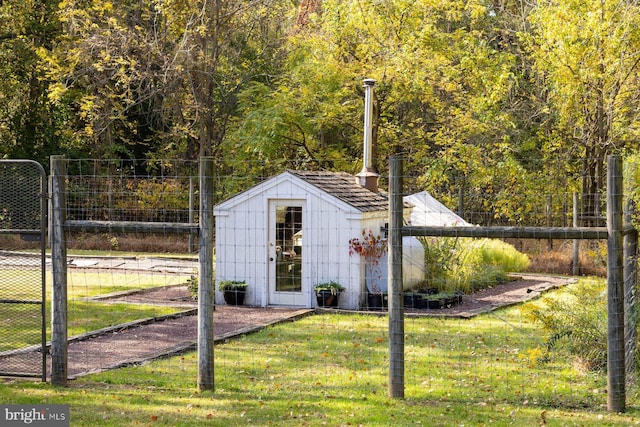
<box><xmin>187</xmin><ymin>274</ymin><xmax>199</xmax><ymax>300</ymax></box>
<box><xmin>218</xmin><ymin>280</ymin><xmax>248</xmax><ymax>305</ymax></box>
<box><xmin>314</xmin><ymin>281</ymin><xmax>345</xmax><ymax>308</ymax></box>
<box><xmin>366</xmin><ymin>284</ymin><xmax>388</xmax><ymax>311</ymax></box>
<box><xmin>349</xmin><ymin>229</ymin><xmax>388</xmax><ymax>310</ymax></box>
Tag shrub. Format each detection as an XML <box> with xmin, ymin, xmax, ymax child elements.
<box><xmin>187</xmin><ymin>275</ymin><xmax>198</xmax><ymax>300</ymax></box>
<box><xmin>349</xmin><ymin>229</ymin><xmax>387</xmax><ymax>294</ymax></box>
<box><xmin>418</xmin><ymin>237</ymin><xmax>529</xmax><ymax>294</ymax></box>
<box><xmin>521</xmin><ymin>279</ymin><xmax>608</xmax><ymax>371</ymax></box>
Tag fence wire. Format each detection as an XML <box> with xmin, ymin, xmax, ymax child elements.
<box><xmin>0</xmin><ymin>160</ymin><xmax>46</xmax><ymax>379</ymax></box>
<box><xmin>8</xmin><ymin>156</ymin><xmax>634</xmax><ymax>412</ymax></box>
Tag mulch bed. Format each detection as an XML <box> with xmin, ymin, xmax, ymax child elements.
<box><xmin>1</xmin><ymin>274</ymin><xmax>571</xmax><ymax>379</ymax></box>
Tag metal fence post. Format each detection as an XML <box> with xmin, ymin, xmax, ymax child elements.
<box><xmin>388</xmin><ymin>155</ymin><xmax>404</xmax><ymax>399</ymax></box>
<box><xmin>607</xmin><ymin>155</ymin><xmax>625</xmax><ymax>412</ymax></box>
<box><xmin>50</xmin><ymin>155</ymin><xmax>68</xmax><ymax>386</ymax></box>
<box><xmin>198</xmin><ymin>157</ymin><xmax>215</xmax><ymax>391</ymax></box>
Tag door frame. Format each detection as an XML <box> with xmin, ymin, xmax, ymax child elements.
<box><xmin>267</xmin><ymin>199</ymin><xmax>308</xmax><ymax>307</ymax></box>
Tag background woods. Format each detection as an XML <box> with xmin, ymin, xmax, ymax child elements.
<box><xmin>1</xmin><ymin>0</ymin><xmax>640</xmax><ymax>223</ymax></box>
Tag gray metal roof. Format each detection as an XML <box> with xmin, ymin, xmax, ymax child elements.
<box><xmin>288</xmin><ymin>170</ymin><xmax>388</xmax><ymax>213</ymax></box>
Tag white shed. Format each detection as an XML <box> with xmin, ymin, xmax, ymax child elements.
<box><xmin>214</xmin><ymin>170</ymin><xmax>419</xmax><ymax>309</ymax></box>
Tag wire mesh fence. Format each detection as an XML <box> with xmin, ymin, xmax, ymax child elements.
<box><xmin>1</xmin><ymin>155</ymin><xmax>635</xmax><ymax>412</ymax></box>
<box><xmin>0</xmin><ymin>160</ymin><xmax>47</xmax><ymax>379</ymax></box>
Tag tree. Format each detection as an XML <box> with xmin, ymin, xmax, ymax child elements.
<box><xmin>175</xmin><ymin>0</ymin><xmax>292</xmax><ymax>159</ymax></box>
<box><xmin>234</xmin><ymin>0</ymin><xmax>527</xmax><ymax>222</ymax></box>
<box><xmin>0</xmin><ymin>0</ymin><xmax>65</xmax><ymax>165</ymax></box>
<box><xmin>527</xmin><ymin>0</ymin><xmax>640</xmax><ymax>224</ymax></box>
<box><xmin>49</xmin><ymin>0</ymin><xmax>292</xmax><ymax>161</ymax></box>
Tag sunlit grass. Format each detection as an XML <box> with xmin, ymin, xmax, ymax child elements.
<box><xmin>66</xmin><ymin>249</ymin><xmax>200</xmax><ymax>260</ymax></box>
<box><xmin>2</xmin><ymin>298</ymin><xmax>639</xmax><ymax>426</ymax></box>
<box><xmin>0</xmin><ymin>270</ymin><xmax>190</xmax><ymax>300</ymax></box>
<box><xmin>0</xmin><ymin>269</ymin><xmax>189</xmax><ymax>350</ymax></box>
<box><xmin>68</xmin><ymin>302</ymin><xmax>181</xmax><ymax>337</ymax></box>
<box><xmin>66</xmin><ymin>271</ymin><xmax>190</xmax><ymax>298</ymax></box>
<box><xmin>1</xmin><ymin>278</ymin><xmax>639</xmax><ymax>425</ymax></box>
<box><xmin>0</xmin><ymin>304</ymin><xmax>44</xmax><ymax>351</ymax></box>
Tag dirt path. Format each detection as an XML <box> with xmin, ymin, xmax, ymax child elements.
<box><xmin>1</xmin><ymin>274</ymin><xmax>571</xmax><ymax>380</ymax></box>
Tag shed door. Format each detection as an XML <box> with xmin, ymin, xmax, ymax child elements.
<box><xmin>268</xmin><ymin>201</ymin><xmax>306</xmax><ymax>306</ymax></box>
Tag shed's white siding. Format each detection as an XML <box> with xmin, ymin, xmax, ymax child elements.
<box><xmin>214</xmin><ymin>195</ymin><xmax>268</xmax><ymax>306</ymax></box>
<box><xmin>214</xmin><ymin>172</ymin><xmax>370</xmax><ymax>309</ymax></box>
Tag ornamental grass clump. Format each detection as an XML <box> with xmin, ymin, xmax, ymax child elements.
<box><xmin>419</xmin><ymin>237</ymin><xmax>529</xmax><ymax>294</ymax></box>
<box><xmin>521</xmin><ymin>278</ymin><xmax>608</xmax><ymax>371</ymax></box>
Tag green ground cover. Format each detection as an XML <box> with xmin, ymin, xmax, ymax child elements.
<box><xmin>65</xmin><ymin>271</ymin><xmax>191</xmax><ymax>299</ymax></box>
<box><xmin>2</xmin><ymin>282</ymin><xmax>639</xmax><ymax>426</ymax></box>
<box><xmin>0</xmin><ymin>269</ymin><xmax>189</xmax><ymax>351</ymax></box>
<box><xmin>65</xmin><ymin>271</ymin><xmax>190</xmax><ymax>338</ymax></box>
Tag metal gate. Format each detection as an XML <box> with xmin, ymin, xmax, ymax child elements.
<box><xmin>0</xmin><ymin>160</ymin><xmax>47</xmax><ymax>380</ymax></box>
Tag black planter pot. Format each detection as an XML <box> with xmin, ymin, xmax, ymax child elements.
<box><xmin>444</xmin><ymin>294</ymin><xmax>463</xmax><ymax>307</ymax></box>
<box><xmin>424</xmin><ymin>294</ymin><xmax>463</xmax><ymax>309</ymax></box>
<box><xmin>316</xmin><ymin>290</ymin><xmax>339</xmax><ymax>308</ymax></box>
<box><xmin>404</xmin><ymin>293</ymin><xmax>417</xmax><ymax>309</ymax></box>
<box><xmin>223</xmin><ymin>290</ymin><xmax>246</xmax><ymax>306</ymax></box>
<box><xmin>426</xmin><ymin>298</ymin><xmax>444</xmax><ymax>309</ymax></box>
<box><xmin>403</xmin><ymin>293</ymin><xmax>427</xmax><ymax>309</ymax></box>
<box><xmin>367</xmin><ymin>293</ymin><xmax>388</xmax><ymax>311</ymax></box>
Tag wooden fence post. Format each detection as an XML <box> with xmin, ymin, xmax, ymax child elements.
<box><xmin>198</xmin><ymin>157</ymin><xmax>215</xmax><ymax>391</ymax></box>
<box><xmin>607</xmin><ymin>155</ymin><xmax>625</xmax><ymax>412</ymax></box>
<box><xmin>623</xmin><ymin>154</ymin><xmax>638</xmax><ymax>385</ymax></box>
<box><xmin>388</xmin><ymin>155</ymin><xmax>404</xmax><ymax>399</ymax></box>
<box><xmin>50</xmin><ymin>155</ymin><xmax>68</xmax><ymax>386</ymax></box>
<box><xmin>624</xmin><ymin>198</ymin><xmax>637</xmax><ymax>384</ymax></box>
<box><xmin>573</xmin><ymin>193</ymin><xmax>580</xmax><ymax>276</ymax></box>
<box><xmin>189</xmin><ymin>176</ymin><xmax>195</xmax><ymax>253</ymax></box>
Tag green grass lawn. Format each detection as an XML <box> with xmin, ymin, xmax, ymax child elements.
<box><xmin>65</xmin><ymin>271</ymin><xmax>191</xmax><ymax>299</ymax></box>
<box><xmin>0</xmin><ymin>269</ymin><xmax>190</xmax><ymax>351</ymax></box>
<box><xmin>65</xmin><ymin>270</ymin><xmax>191</xmax><ymax>338</ymax></box>
<box><xmin>2</xmin><ymin>289</ymin><xmax>640</xmax><ymax>426</ymax></box>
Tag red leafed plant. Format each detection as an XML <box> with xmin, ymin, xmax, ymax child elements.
<box><xmin>348</xmin><ymin>229</ymin><xmax>387</xmax><ymax>263</ymax></box>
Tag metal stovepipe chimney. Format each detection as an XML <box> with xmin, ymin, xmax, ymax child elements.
<box><xmin>356</xmin><ymin>78</ymin><xmax>379</xmax><ymax>192</ymax></box>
